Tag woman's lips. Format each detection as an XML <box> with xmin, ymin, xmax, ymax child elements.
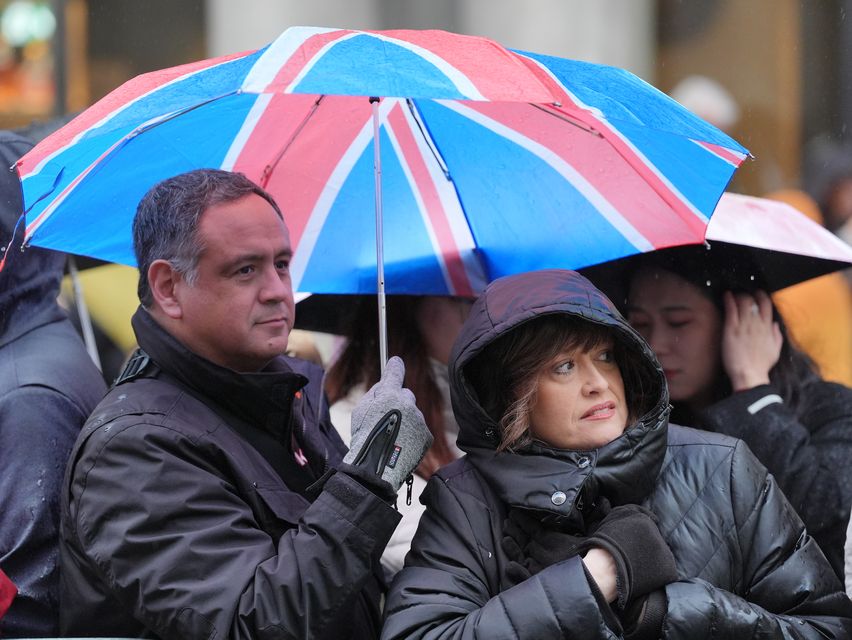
<box><xmin>581</xmin><ymin>402</ymin><xmax>616</xmax><ymax>420</ymax></box>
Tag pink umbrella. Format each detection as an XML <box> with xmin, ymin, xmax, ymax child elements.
<box><xmin>583</xmin><ymin>191</ymin><xmax>852</xmax><ymax>294</ymax></box>
<box><xmin>704</xmin><ymin>192</ymin><xmax>852</xmax><ymax>290</ymax></box>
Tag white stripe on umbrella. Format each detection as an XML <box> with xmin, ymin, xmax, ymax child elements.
<box><xmin>384</xmin><ymin>100</ymin><xmax>463</xmax><ymax>295</ymax></box>
<box><xmin>693</xmin><ymin>139</ymin><xmax>748</xmax><ymax>168</ymax></box>
<box><xmin>396</xmin><ymin>101</ymin><xmax>486</xmax><ymax>293</ymax></box>
<box><xmin>221</xmin><ymin>93</ymin><xmax>274</xmax><ymax>171</ymax></box>
<box><xmin>288</xmin><ymin>98</ymin><xmax>396</xmax><ymax>292</ymax></box>
<box><xmin>277</xmin><ymin>30</ymin><xmax>488</xmax><ymax>100</ymax></box>
<box><xmin>438</xmin><ymin>99</ymin><xmax>655</xmax><ymax>253</ymax></box>
<box><xmin>241</xmin><ymin>25</ymin><xmax>340</xmax><ymax>93</ymax></box>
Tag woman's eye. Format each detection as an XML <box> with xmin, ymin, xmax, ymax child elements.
<box><xmin>554</xmin><ymin>361</ymin><xmax>574</xmax><ymax>374</ymax></box>
<box><xmin>668</xmin><ymin>320</ymin><xmax>689</xmax><ymax>329</ymax></box>
<box><xmin>598</xmin><ymin>349</ymin><xmax>614</xmax><ymax>363</ymax></box>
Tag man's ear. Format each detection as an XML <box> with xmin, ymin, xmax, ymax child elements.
<box><xmin>148</xmin><ymin>259</ymin><xmax>183</xmax><ymax>319</ymax></box>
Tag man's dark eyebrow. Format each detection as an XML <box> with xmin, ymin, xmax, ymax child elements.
<box><xmin>220</xmin><ymin>253</ymin><xmax>263</xmax><ymax>273</ymax></box>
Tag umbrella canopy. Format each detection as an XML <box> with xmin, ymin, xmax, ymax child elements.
<box><xmin>18</xmin><ymin>26</ymin><xmax>747</xmax><ymax>297</ymax></box>
<box><xmin>581</xmin><ymin>191</ymin><xmax>852</xmax><ymax>299</ymax></box>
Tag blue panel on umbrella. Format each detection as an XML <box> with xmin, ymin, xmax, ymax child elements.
<box><xmin>299</xmin><ymin>127</ymin><xmax>450</xmax><ymax>294</ymax></box>
<box><xmin>617</xmin><ymin>120</ymin><xmax>738</xmax><ymax>219</ymax></box>
<box><xmin>31</xmin><ymin>95</ymin><xmax>259</xmax><ymax>265</ymax></box>
<box><xmin>291</xmin><ymin>34</ymin><xmax>468</xmax><ymax>100</ymax></box>
<box><xmin>82</xmin><ymin>48</ymin><xmax>265</xmax><ymax>141</ymax></box>
<box><xmin>514</xmin><ymin>49</ymin><xmax>747</xmax><ymax>155</ymax></box>
<box><xmin>416</xmin><ymin>100</ymin><xmax>637</xmax><ymax>277</ymax></box>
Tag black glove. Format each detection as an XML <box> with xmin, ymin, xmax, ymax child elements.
<box><xmin>501</xmin><ymin>508</ymin><xmax>585</xmax><ymax>586</ymax></box>
<box><xmin>620</xmin><ymin>590</ymin><xmax>667</xmax><ymax>640</ymax></box>
<box><xmin>342</xmin><ymin>356</ymin><xmax>433</xmax><ymax>494</ymax></box>
<box><xmin>577</xmin><ymin>504</ymin><xmax>678</xmax><ymax>609</ymax></box>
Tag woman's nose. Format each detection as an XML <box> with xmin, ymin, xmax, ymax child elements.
<box><xmin>582</xmin><ymin>362</ymin><xmax>609</xmax><ymax>394</ymax></box>
<box><xmin>645</xmin><ymin>327</ymin><xmax>668</xmax><ymax>355</ymax></box>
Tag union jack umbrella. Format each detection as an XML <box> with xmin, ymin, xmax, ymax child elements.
<box><xmin>15</xmin><ymin>26</ymin><xmax>748</xmax><ymax>357</ymax></box>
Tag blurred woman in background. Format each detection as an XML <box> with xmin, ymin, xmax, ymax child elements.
<box><xmin>626</xmin><ymin>254</ymin><xmax>852</xmax><ymax>579</ymax></box>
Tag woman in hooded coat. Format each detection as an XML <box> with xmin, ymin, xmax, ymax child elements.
<box><xmin>623</xmin><ymin>250</ymin><xmax>852</xmax><ymax>580</ymax></box>
<box><xmin>381</xmin><ymin>269</ymin><xmax>852</xmax><ymax>640</ymax></box>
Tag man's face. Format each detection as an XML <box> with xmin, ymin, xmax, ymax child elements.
<box><xmin>172</xmin><ymin>193</ymin><xmax>295</xmax><ymax>372</ymax></box>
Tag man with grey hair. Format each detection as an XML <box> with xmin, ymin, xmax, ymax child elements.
<box><xmin>59</xmin><ymin>168</ymin><xmax>432</xmax><ymax>639</ymax></box>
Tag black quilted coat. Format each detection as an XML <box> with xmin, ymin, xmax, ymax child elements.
<box><xmin>382</xmin><ymin>269</ymin><xmax>852</xmax><ymax>639</ymax></box>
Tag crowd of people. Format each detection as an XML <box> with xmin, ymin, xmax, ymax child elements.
<box><xmin>1</xmin><ymin>134</ymin><xmax>852</xmax><ymax>638</ymax></box>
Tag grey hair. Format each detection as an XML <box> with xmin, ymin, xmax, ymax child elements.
<box><xmin>133</xmin><ymin>169</ymin><xmax>283</xmax><ymax>307</ymax></box>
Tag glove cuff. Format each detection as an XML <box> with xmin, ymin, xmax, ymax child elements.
<box><xmin>338</xmin><ymin>462</ymin><xmax>397</xmax><ymax>503</ymax></box>
<box><xmin>623</xmin><ymin>589</ymin><xmax>667</xmax><ymax>640</ymax></box>
<box><xmin>577</xmin><ymin>538</ymin><xmax>630</xmax><ymax>609</ymax></box>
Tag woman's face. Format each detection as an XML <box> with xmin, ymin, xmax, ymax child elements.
<box><xmin>626</xmin><ymin>267</ymin><xmax>723</xmax><ymax>407</ymax></box>
<box><xmin>529</xmin><ymin>336</ymin><xmax>628</xmax><ymax>450</ymax></box>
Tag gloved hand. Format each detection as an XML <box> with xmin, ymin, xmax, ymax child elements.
<box><xmin>343</xmin><ymin>356</ymin><xmax>433</xmax><ymax>494</ymax></box>
<box><xmin>576</xmin><ymin>504</ymin><xmax>678</xmax><ymax>609</ymax></box>
<box><xmin>620</xmin><ymin>590</ymin><xmax>668</xmax><ymax>640</ymax></box>
<box><xmin>501</xmin><ymin>508</ymin><xmax>585</xmax><ymax>586</ymax></box>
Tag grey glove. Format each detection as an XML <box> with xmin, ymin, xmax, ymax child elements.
<box><xmin>343</xmin><ymin>356</ymin><xmax>433</xmax><ymax>492</ymax></box>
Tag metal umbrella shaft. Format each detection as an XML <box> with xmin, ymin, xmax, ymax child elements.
<box><xmin>371</xmin><ymin>97</ymin><xmax>388</xmax><ymax>375</ymax></box>
<box><xmin>67</xmin><ymin>255</ymin><xmax>102</xmax><ymax>372</ymax></box>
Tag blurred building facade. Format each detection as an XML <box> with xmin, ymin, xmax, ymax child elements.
<box><xmin>0</xmin><ymin>0</ymin><xmax>848</xmax><ymax>197</ymax></box>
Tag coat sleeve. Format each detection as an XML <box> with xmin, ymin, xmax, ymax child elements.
<box><xmin>699</xmin><ymin>382</ymin><xmax>852</xmax><ymax>575</ymax></box>
<box><xmin>663</xmin><ymin>440</ymin><xmax>852</xmax><ymax>639</ymax></box>
<box><xmin>382</xmin><ymin>475</ymin><xmax>620</xmax><ymax>640</ymax></box>
<box><xmin>0</xmin><ymin>386</ymin><xmax>87</xmax><ymax>637</ymax></box>
<box><xmin>67</xmin><ymin>422</ymin><xmax>400</xmax><ymax>640</ymax></box>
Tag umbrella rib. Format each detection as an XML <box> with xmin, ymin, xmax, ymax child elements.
<box><xmin>531</xmin><ymin>104</ymin><xmax>602</xmax><ymax>136</ymax></box>
<box><xmin>132</xmin><ymin>91</ymin><xmax>240</xmax><ymax>136</ymax></box>
<box><xmin>261</xmin><ymin>95</ymin><xmax>325</xmax><ymax>187</ymax></box>
<box><xmin>405</xmin><ymin>99</ymin><xmax>451</xmax><ymax>180</ymax></box>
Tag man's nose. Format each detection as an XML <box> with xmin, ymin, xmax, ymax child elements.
<box><xmin>259</xmin><ymin>265</ymin><xmax>290</xmax><ymax>302</ymax></box>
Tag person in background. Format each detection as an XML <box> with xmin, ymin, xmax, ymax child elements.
<box><xmin>326</xmin><ymin>294</ymin><xmax>471</xmax><ymax>575</ymax></box>
<box><xmin>382</xmin><ymin>269</ymin><xmax>852</xmax><ymax>639</ymax></box>
<box><xmin>59</xmin><ymin>169</ymin><xmax>432</xmax><ymax>638</ymax></box>
<box><xmin>625</xmin><ymin>252</ymin><xmax>852</xmax><ymax>579</ymax></box>
<box><xmin>0</xmin><ymin>130</ymin><xmax>107</xmax><ymax>637</ymax></box>
<box><xmin>766</xmin><ymin>188</ymin><xmax>852</xmax><ymax>386</ymax></box>
<box><xmin>803</xmin><ymin>135</ymin><xmax>852</xmax><ymax>245</ymax></box>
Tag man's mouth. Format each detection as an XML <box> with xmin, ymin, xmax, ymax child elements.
<box><xmin>257</xmin><ymin>317</ymin><xmax>288</xmax><ymax>326</ymax></box>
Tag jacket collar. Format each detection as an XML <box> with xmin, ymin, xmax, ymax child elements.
<box><xmin>131</xmin><ymin>307</ymin><xmax>307</xmax><ymax>437</ymax></box>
